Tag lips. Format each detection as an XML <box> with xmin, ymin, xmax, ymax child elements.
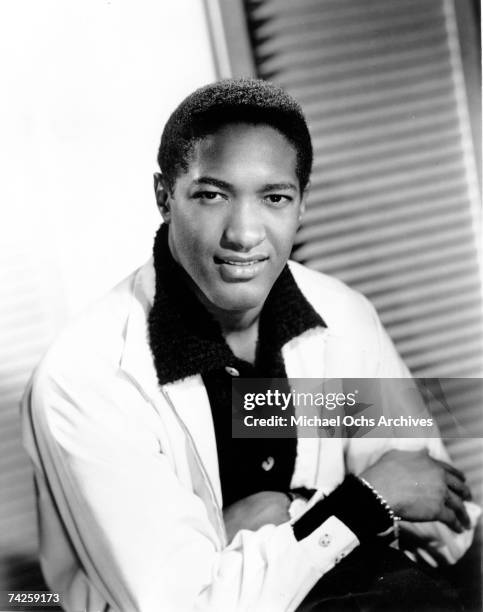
<box><xmin>214</xmin><ymin>254</ymin><xmax>269</xmax><ymax>265</ymax></box>
<box><xmin>214</xmin><ymin>254</ymin><xmax>269</xmax><ymax>281</ymax></box>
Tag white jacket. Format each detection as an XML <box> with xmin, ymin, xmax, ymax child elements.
<box><xmin>22</xmin><ymin>259</ymin><xmax>479</xmax><ymax>612</ymax></box>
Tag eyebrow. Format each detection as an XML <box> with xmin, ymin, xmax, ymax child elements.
<box><xmin>193</xmin><ymin>176</ymin><xmax>233</xmax><ymax>191</ymax></box>
<box><xmin>193</xmin><ymin>177</ymin><xmax>298</xmax><ymax>192</ymax></box>
<box><xmin>261</xmin><ymin>183</ymin><xmax>297</xmax><ymax>192</ymax></box>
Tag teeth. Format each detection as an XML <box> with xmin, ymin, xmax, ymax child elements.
<box><xmin>226</xmin><ymin>260</ymin><xmax>256</xmax><ymax>266</ymax></box>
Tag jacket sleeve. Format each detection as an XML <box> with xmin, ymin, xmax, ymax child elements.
<box><xmin>23</xmin><ymin>360</ymin><xmax>359</xmax><ymax>612</ymax></box>
<box><xmin>344</xmin><ymin>294</ymin><xmax>481</xmax><ymax>567</ymax></box>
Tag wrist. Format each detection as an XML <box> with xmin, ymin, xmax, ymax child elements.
<box><xmin>287</xmin><ymin>494</ymin><xmax>309</xmax><ymax>522</ymax></box>
<box><xmin>356</xmin><ymin>475</ymin><xmax>402</xmax><ymax>541</ymax></box>
<box><xmin>358</xmin><ymin>468</ymin><xmax>402</xmax><ymax>515</ymax></box>
<box><xmin>292</xmin><ymin>475</ymin><xmax>394</xmax><ymax>543</ymax></box>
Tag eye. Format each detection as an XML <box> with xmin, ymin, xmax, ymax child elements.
<box><xmin>193</xmin><ymin>191</ymin><xmax>226</xmax><ymax>203</ymax></box>
<box><xmin>265</xmin><ymin>194</ymin><xmax>292</xmax><ymax>207</ymax></box>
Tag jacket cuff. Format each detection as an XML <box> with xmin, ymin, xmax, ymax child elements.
<box><xmin>296</xmin><ymin>515</ymin><xmax>359</xmax><ymax>574</ymax></box>
<box><xmin>292</xmin><ymin>474</ymin><xmax>392</xmax><ymax>543</ymax></box>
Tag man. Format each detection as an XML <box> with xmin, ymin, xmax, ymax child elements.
<box><xmin>22</xmin><ymin>79</ymin><xmax>479</xmax><ymax>612</ymax></box>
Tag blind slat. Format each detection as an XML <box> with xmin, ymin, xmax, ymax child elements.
<box><xmin>244</xmin><ymin>1</ymin><xmax>482</xmax><ymax>401</ymax></box>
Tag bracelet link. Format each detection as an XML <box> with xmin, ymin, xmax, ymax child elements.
<box><xmin>357</xmin><ymin>476</ymin><xmax>402</xmax><ymax>542</ymax></box>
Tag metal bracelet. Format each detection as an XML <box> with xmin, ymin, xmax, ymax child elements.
<box><xmin>358</xmin><ymin>476</ymin><xmax>402</xmax><ymax>541</ymax></box>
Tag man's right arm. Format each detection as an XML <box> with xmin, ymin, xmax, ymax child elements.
<box><xmin>23</xmin><ymin>362</ymin><xmax>360</xmax><ymax>612</ymax></box>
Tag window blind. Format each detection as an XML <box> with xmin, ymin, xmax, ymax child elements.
<box><xmin>0</xmin><ymin>251</ymin><xmax>63</xmax><ymax>592</ymax></box>
<box><xmin>237</xmin><ymin>0</ymin><xmax>483</xmax><ymax>500</ymax></box>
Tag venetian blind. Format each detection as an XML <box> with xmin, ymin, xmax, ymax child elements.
<box><xmin>0</xmin><ymin>250</ymin><xmax>63</xmax><ymax>592</ymax></box>
<box><xmin>240</xmin><ymin>0</ymin><xmax>483</xmax><ymax>499</ymax></box>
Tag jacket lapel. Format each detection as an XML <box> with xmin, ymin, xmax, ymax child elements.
<box><xmin>282</xmin><ymin>327</ymin><xmax>346</xmax><ymax>493</ymax></box>
<box><xmin>282</xmin><ymin>327</ymin><xmax>328</xmax><ymax>379</ymax></box>
<box><xmin>119</xmin><ymin>260</ymin><xmax>160</xmax><ymax>401</ymax></box>
<box><xmin>119</xmin><ymin>262</ymin><xmax>224</xmax><ymax>535</ymax></box>
<box><xmin>163</xmin><ymin>376</ymin><xmax>223</xmax><ymax>509</ymax></box>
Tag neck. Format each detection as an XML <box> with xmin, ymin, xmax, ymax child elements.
<box><xmin>211</xmin><ymin>305</ymin><xmax>262</xmax><ymax>333</ymax></box>
<box><xmin>222</xmin><ymin>316</ymin><xmax>260</xmax><ymax>364</ymax></box>
<box><xmin>196</xmin><ymin>294</ymin><xmax>262</xmax><ymax>364</ymax></box>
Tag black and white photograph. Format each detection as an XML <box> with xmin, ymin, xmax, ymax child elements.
<box><xmin>0</xmin><ymin>1</ymin><xmax>481</xmax><ymax>611</ymax></box>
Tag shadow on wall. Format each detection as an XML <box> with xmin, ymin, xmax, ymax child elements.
<box><xmin>1</xmin><ymin>554</ymin><xmax>61</xmax><ymax>610</ymax></box>
<box><xmin>2</xmin><ymin>554</ymin><xmax>46</xmax><ymax>590</ymax></box>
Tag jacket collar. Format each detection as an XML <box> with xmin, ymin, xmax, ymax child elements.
<box><xmin>118</xmin><ymin>258</ymin><xmax>160</xmax><ymax>400</ymax></box>
<box><xmin>147</xmin><ymin>224</ymin><xmax>326</xmax><ymax>386</ymax></box>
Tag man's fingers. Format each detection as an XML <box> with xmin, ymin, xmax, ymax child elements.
<box><xmin>444</xmin><ymin>489</ymin><xmax>471</xmax><ymax>530</ymax></box>
<box><xmin>435</xmin><ymin>459</ymin><xmax>466</xmax><ymax>482</ymax></box>
<box><xmin>438</xmin><ymin>504</ymin><xmax>464</xmax><ymax>533</ymax></box>
<box><xmin>445</xmin><ymin>472</ymin><xmax>472</xmax><ymax>501</ymax></box>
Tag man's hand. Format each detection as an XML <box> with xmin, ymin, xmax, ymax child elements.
<box><xmin>223</xmin><ymin>491</ymin><xmax>291</xmax><ymax>543</ymax></box>
<box><xmin>360</xmin><ymin>449</ymin><xmax>472</xmax><ymax>533</ymax></box>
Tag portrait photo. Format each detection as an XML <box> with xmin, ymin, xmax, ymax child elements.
<box><xmin>0</xmin><ymin>1</ymin><xmax>481</xmax><ymax>611</ymax></box>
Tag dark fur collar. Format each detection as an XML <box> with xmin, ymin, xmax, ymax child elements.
<box><xmin>148</xmin><ymin>224</ymin><xmax>325</xmax><ymax>385</ymax></box>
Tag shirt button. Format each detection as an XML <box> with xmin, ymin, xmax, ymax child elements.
<box><xmin>225</xmin><ymin>366</ymin><xmax>240</xmax><ymax>377</ymax></box>
<box><xmin>319</xmin><ymin>533</ymin><xmax>332</xmax><ymax>547</ymax></box>
<box><xmin>261</xmin><ymin>456</ymin><xmax>275</xmax><ymax>471</ymax></box>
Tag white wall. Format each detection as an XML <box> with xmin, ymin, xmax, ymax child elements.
<box><xmin>0</xmin><ymin>0</ymin><xmax>216</xmax><ymax>589</ymax></box>
<box><xmin>1</xmin><ymin>0</ymin><xmax>216</xmax><ymax>322</ymax></box>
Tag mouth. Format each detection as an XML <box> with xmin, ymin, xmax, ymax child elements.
<box><xmin>214</xmin><ymin>254</ymin><xmax>269</xmax><ymax>281</ymax></box>
<box><xmin>214</xmin><ymin>254</ymin><xmax>269</xmax><ymax>266</ymax></box>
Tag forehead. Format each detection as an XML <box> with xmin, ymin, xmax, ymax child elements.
<box><xmin>183</xmin><ymin>123</ymin><xmax>298</xmax><ymax>184</ymax></box>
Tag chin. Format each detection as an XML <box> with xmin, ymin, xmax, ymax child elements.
<box><xmin>212</xmin><ymin>285</ymin><xmax>267</xmax><ymax>313</ymax></box>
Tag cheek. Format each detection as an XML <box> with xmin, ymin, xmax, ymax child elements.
<box><xmin>170</xmin><ymin>209</ymin><xmax>201</xmax><ymax>247</ymax></box>
<box><xmin>175</xmin><ymin>205</ymin><xmax>216</xmax><ymax>239</ymax></box>
<box><xmin>269</xmin><ymin>219</ymin><xmax>299</xmax><ymax>255</ymax></box>
<box><xmin>171</xmin><ymin>215</ymin><xmax>217</xmax><ymax>270</ymax></box>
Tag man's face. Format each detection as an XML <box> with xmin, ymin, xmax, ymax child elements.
<box><xmin>160</xmin><ymin>123</ymin><xmax>307</xmax><ymax>318</ymax></box>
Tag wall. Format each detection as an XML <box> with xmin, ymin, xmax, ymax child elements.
<box><xmin>0</xmin><ymin>0</ymin><xmax>216</xmax><ymax>590</ymax></box>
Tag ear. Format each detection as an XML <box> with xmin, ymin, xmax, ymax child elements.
<box><xmin>153</xmin><ymin>172</ymin><xmax>171</xmax><ymax>223</ymax></box>
<box><xmin>298</xmin><ymin>181</ymin><xmax>310</xmax><ymax>224</ymax></box>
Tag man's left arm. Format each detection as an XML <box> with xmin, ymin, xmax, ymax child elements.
<box><xmin>344</xmin><ymin>294</ymin><xmax>480</xmax><ymax>565</ymax></box>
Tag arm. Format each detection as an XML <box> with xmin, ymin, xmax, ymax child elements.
<box><xmin>24</xmin><ymin>363</ymin><xmax>360</xmax><ymax>612</ymax></box>
<box><xmin>344</xmin><ymin>294</ymin><xmax>481</xmax><ymax>565</ymax></box>
<box><xmin>223</xmin><ymin>478</ymin><xmax>393</xmax><ymax>547</ymax></box>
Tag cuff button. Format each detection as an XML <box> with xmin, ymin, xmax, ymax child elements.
<box><xmin>319</xmin><ymin>534</ymin><xmax>332</xmax><ymax>547</ymax></box>
<box><xmin>261</xmin><ymin>456</ymin><xmax>275</xmax><ymax>471</ymax></box>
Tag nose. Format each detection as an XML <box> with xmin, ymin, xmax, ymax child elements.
<box><xmin>222</xmin><ymin>200</ymin><xmax>266</xmax><ymax>251</ymax></box>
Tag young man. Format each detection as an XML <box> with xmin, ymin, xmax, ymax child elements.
<box><xmin>23</xmin><ymin>79</ymin><xmax>479</xmax><ymax>612</ymax></box>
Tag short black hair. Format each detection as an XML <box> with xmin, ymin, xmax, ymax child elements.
<box><xmin>157</xmin><ymin>78</ymin><xmax>313</xmax><ymax>193</ymax></box>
